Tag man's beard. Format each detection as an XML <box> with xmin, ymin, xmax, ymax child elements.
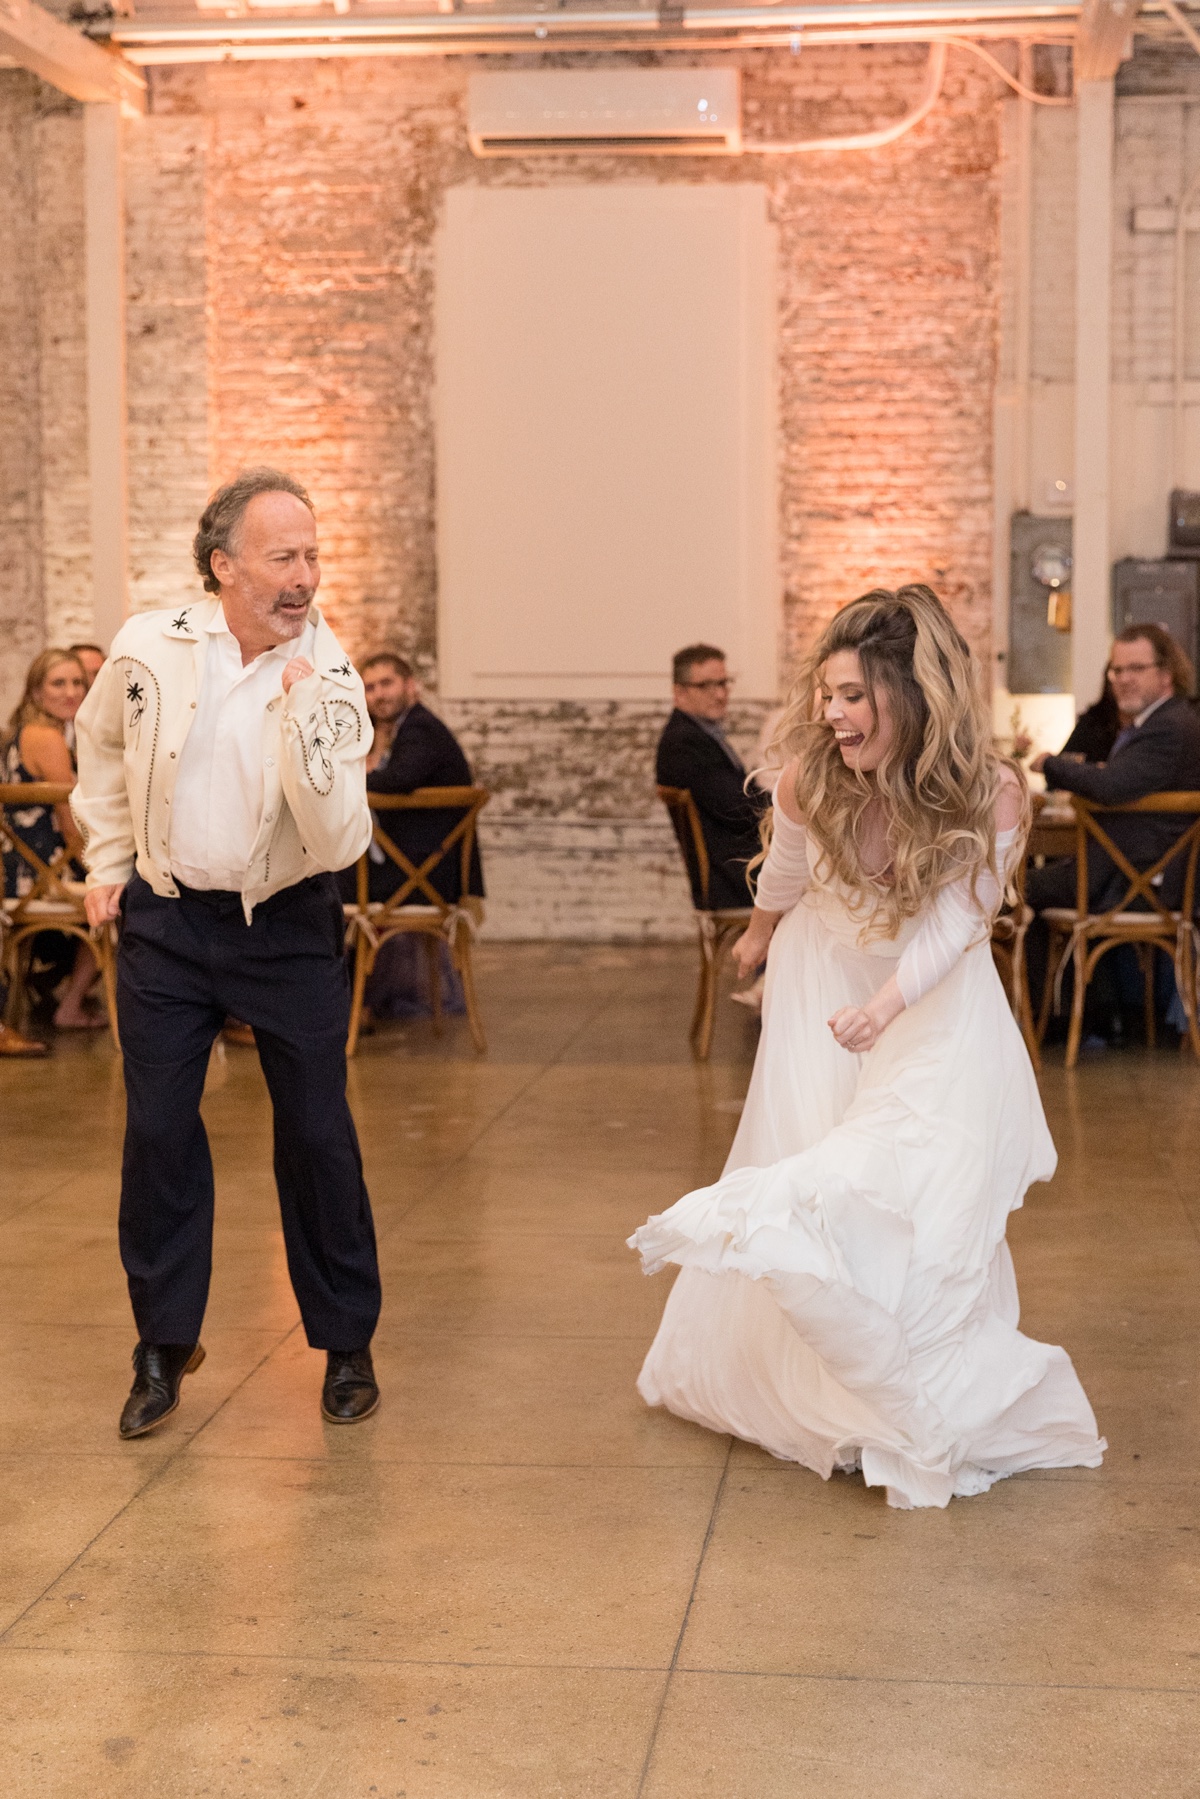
<box><xmin>269</xmin><ymin>588</ymin><xmax>314</xmax><ymax>637</ymax></box>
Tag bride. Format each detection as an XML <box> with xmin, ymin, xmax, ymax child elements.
<box><xmin>630</xmin><ymin>586</ymin><xmax>1104</xmax><ymax>1509</ymax></box>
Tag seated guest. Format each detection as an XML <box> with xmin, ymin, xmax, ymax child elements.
<box><xmin>342</xmin><ymin>652</ymin><xmax>484</xmax><ymax>907</ymax></box>
<box><xmin>1029</xmin><ymin>624</ymin><xmax>1200</xmax><ymax>915</ymax></box>
<box><xmin>2</xmin><ymin>648</ymin><xmax>101</xmax><ymax>1031</ymax></box>
<box><xmin>657</xmin><ymin>643</ymin><xmax>765</xmax><ymax>909</ymax></box>
<box><xmin>1048</xmin><ymin>624</ymin><xmax>1194</xmax><ymax>772</ymax></box>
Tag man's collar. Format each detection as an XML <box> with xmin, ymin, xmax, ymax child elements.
<box><xmin>162</xmin><ymin>601</ymin><xmax>356</xmax><ymax>688</ymax></box>
<box><xmin>1134</xmin><ymin>692</ymin><xmax>1173</xmax><ymax>728</ymax></box>
<box><xmin>162</xmin><ymin>600</ymin><xmax>213</xmax><ymax>641</ymax></box>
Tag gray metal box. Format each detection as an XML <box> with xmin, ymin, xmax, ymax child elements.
<box><xmin>1007</xmin><ymin>512</ymin><xmax>1072</xmax><ymax>694</ymax></box>
<box><xmin>1111</xmin><ymin>558</ymin><xmax>1199</xmax><ymax>674</ymax></box>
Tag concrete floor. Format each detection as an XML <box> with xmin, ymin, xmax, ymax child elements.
<box><xmin>0</xmin><ymin>941</ymin><xmax>1197</xmax><ymax>1796</ymax></box>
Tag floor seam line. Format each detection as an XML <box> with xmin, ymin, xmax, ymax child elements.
<box><xmin>0</xmin><ymin>1322</ymin><xmax>301</xmax><ymax>1644</ymax></box>
<box><xmin>635</xmin><ymin>1435</ymin><xmax>734</xmax><ymax>1798</ymax></box>
<box><xmin>0</xmin><ymin>1642</ymin><xmax>1195</xmax><ymax>1697</ymax></box>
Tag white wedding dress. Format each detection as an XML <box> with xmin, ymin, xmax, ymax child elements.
<box><xmin>630</xmin><ymin>803</ymin><xmax>1105</xmax><ymax>1509</ymax></box>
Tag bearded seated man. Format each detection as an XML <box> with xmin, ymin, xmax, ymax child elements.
<box><xmin>338</xmin><ymin>652</ymin><xmax>484</xmax><ymax>911</ymax></box>
<box><xmin>1027</xmin><ymin>624</ymin><xmax>1200</xmax><ymax>1040</ymax></box>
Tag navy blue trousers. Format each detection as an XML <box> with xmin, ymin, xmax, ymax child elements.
<box><xmin>116</xmin><ymin>872</ymin><xmax>381</xmax><ymax>1350</ymax></box>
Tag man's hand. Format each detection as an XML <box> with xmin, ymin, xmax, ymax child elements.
<box><xmin>85</xmin><ymin>884</ymin><xmax>124</xmax><ymax>928</ymax></box>
<box><xmin>282</xmin><ymin>656</ymin><xmax>315</xmax><ymax>695</ymax></box>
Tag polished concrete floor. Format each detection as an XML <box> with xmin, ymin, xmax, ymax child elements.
<box><xmin>0</xmin><ymin>941</ymin><xmax>1198</xmax><ymax>1796</ymax></box>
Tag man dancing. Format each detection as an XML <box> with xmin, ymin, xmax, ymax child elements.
<box><xmin>73</xmin><ymin>468</ymin><xmax>382</xmax><ymax>1437</ymax></box>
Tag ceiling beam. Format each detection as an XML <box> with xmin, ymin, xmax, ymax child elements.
<box><xmin>111</xmin><ymin>0</ymin><xmax>1084</xmax><ymax>63</ymax></box>
<box><xmin>1073</xmin><ymin>0</ymin><xmax>1138</xmax><ymax>78</ymax></box>
<box><xmin>0</xmin><ymin>0</ymin><xmax>145</xmax><ymax>114</ymax></box>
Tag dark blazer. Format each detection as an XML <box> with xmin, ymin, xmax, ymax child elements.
<box><xmin>339</xmin><ymin>702</ymin><xmax>484</xmax><ymax>906</ymax></box>
<box><xmin>1054</xmin><ymin>695</ymin><xmax>1121</xmax><ymax>767</ymax></box>
<box><xmin>1035</xmin><ymin>695</ymin><xmax>1200</xmax><ymax>906</ymax></box>
<box><xmin>656</xmin><ymin>708</ymin><xmax>764</xmax><ymax>911</ymax></box>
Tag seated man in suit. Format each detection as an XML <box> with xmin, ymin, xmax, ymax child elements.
<box><xmin>1028</xmin><ymin>623</ymin><xmax>1200</xmax><ymax>913</ymax></box>
<box><xmin>656</xmin><ymin>642</ymin><xmax>765</xmax><ymax>910</ymax></box>
<box><xmin>1026</xmin><ymin>625</ymin><xmax>1200</xmax><ymax>1040</ymax></box>
<box><xmin>343</xmin><ymin>653</ymin><xmax>484</xmax><ymax>907</ymax></box>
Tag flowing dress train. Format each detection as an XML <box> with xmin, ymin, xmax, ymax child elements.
<box><xmin>629</xmin><ymin>810</ymin><xmax>1105</xmax><ymax>1510</ymax></box>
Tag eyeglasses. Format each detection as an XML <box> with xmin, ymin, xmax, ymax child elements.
<box><xmin>682</xmin><ymin>678</ymin><xmax>733</xmax><ymax>693</ymax></box>
<box><xmin>1106</xmin><ymin>661</ymin><xmax>1161</xmax><ymax>678</ymax></box>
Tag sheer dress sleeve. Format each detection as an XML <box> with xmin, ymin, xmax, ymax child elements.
<box><xmin>752</xmin><ymin>804</ymin><xmax>812</xmax><ymax>914</ymax></box>
<box><xmin>893</xmin><ymin>826</ymin><xmax>1021</xmax><ymax>1009</ymax></box>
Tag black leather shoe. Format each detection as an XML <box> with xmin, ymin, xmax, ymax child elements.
<box><xmin>322</xmin><ymin>1348</ymin><xmax>379</xmax><ymax>1423</ymax></box>
<box><xmin>119</xmin><ymin>1341</ymin><xmax>205</xmax><ymax>1439</ymax></box>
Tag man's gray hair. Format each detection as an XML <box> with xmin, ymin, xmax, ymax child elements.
<box><xmin>193</xmin><ymin>467</ymin><xmax>314</xmax><ymax>595</ymax></box>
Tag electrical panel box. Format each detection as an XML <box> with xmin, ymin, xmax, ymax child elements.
<box><xmin>1169</xmin><ymin>490</ymin><xmax>1200</xmax><ymax>558</ymax></box>
<box><xmin>1008</xmin><ymin>512</ymin><xmax>1072</xmax><ymax>694</ymax></box>
<box><xmin>1112</xmin><ymin>558</ymin><xmax>1199</xmax><ymax>673</ymax></box>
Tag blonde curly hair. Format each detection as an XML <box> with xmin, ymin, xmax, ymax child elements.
<box><xmin>765</xmin><ymin>585</ymin><xmax>1027</xmax><ymax>939</ymax></box>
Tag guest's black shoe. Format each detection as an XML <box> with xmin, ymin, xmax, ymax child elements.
<box><xmin>321</xmin><ymin>1348</ymin><xmax>380</xmax><ymax>1423</ymax></box>
<box><xmin>119</xmin><ymin>1341</ymin><xmax>205</xmax><ymax>1439</ymax></box>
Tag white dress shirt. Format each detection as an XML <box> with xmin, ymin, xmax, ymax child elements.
<box><xmin>169</xmin><ymin>609</ymin><xmax>316</xmax><ymax>891</ymax></box>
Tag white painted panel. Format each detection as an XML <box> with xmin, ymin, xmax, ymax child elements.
<box><xmin>435</xmin><ymin>183</ymin><xmax>778</xmax><ymax>700</ymax></box>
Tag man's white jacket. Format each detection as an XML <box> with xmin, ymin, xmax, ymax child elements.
<box><xmin>71</xmin><ymin>598</ymin><xmax>373</xmax><ymax>920</ymax></box>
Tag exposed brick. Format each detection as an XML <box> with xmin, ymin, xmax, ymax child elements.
<box><xmin>0</xmin><ymin>43</ymin><xmax>1032</xmax><ymax>934</ymax></box>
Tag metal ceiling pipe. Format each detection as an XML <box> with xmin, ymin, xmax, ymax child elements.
<box><xmin>109</xmin><ymin>0</ymin><xmax>1087</xmax><ymax>62</ymax></box>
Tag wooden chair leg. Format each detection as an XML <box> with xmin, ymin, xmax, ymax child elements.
<box><xmin>1180</xmin><ymin>929</ymin><xmax>1200</xmax><ymax>1059</ymax></box>
<box><xmin>1035</xmin><ymin>927</ymin><xmax>1064</xmax><ymax>1047</ymax></box>
<box><xmin>3</xmin><ymin>935</ymin><xmax>34</xmax><ymax>1033</ymax></box>
<box><xmin>688</xmin><ymin>929</ymin><xmax>709</xmax><ymax>1049</ymax></box>
<box><xmin>1</xmin><ymin>937</ymin><xmax>20</xmax><ymax>1028</ymax></box>
<box><xmin>1013</xmin><ymin>926</ymin><xmax>1040</xmax><ymax>1072</ymax></box>
<box><xmin>93</xmin><ymin>926</ymin><xmax>120</xmax><ymax>1047</ymax></box>
<box><xmin>454</xmin><ymin>926</ymin><xmax>487</xmax><ymax>1054</ymax></box>
<box><xmin>1064</xmin><ymin>938</ymin><xmax>1089</xmax><ymax>1070</ymax></box>
<box><xmin>425</xmin><ymin>934</ymin><xmax>444</xmax><ymax>1036</ymax></box>
<box><xmin>693</xmin><ymin>924</ymin><xmax>719</xmax><ymax>1063</ymax></box>
<box><xmin>346</xmin><ymin>929</ymin><xmax>371</xmax><ymax>1057</ymax></box>
<box><xmin>1141</xmin><ymin>944</ymin><xmax>1157</xmax><ymax>1048</ymax></box>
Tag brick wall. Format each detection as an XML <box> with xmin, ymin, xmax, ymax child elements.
<box><xmin>0</xmin><ymin>44</ymin><xmax>1005</xmax><ymax>936</ymax></box>
<box><xmin>0</xmin><ymin>75</ymin><xmax>45</xmax><ymax>718</ymax></box>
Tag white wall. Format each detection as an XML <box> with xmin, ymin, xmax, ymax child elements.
<box><xmin>435</xmin><ymin>182</ymin><xmax>779</xmax><ymax>702</ymax></box>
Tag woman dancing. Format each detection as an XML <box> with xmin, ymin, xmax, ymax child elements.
<box><xmin>629</xmin><ymin>587</ymin><xmax>1104</xmax><ymax>1509</ymax></box>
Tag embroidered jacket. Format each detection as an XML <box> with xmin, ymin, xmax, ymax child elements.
<box><xmin>71</xmin><ymin>598</ymin><xmax>372</xmax><ymax>919</ymax></box>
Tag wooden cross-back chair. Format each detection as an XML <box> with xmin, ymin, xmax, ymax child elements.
<box><xmin>343</xmin><ymin>786</ymin><xmax>490</xmax><ymax>1056</ymax></box>
<box><xmin>0</xmin><ymin>781</ymin><xmax>119</xmax><ymax>1043</ymax></box>
<box><xmin>989</xmin><ymin>850</ymin><xmax>1040</xmax><ymax>1071</ymax></box>
<box><xmin>1036</xmin><ymin>791</ymin><xmax>1200</xmax><ymax>1068</ymax></box>
<box><xmin>658</xmin><ymin>784</ymin><xmax>753</xmax><ymax>1062</ymax></box>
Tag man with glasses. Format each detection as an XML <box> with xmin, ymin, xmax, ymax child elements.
<box><xmin>1029</xmin><ymin>624</ymin><xmax>1200</xmax><ymax>901</ymax></box>
<box><xmin>1026</xmin><ymin>625</ymin><xmax>1200</xmax><ymax>1037</ymax></box>
<box><xmin>656</xmin><ymin>643</ymin><xmax>765</xmax><ymax>910</ymax></box>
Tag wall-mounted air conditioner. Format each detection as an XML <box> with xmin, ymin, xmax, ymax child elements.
<box><xmin>467</xmin><ymin>69</ymin><xmax>742</xmax><ymax>158</ymax></box>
